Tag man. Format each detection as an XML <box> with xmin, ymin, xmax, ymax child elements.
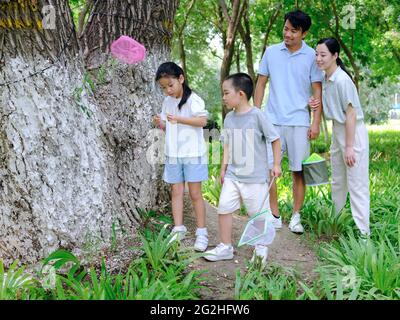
<box><xmin>254</xmin><ymin>10</ymin><xmax>323</xmax><ymax>234</ymax></box>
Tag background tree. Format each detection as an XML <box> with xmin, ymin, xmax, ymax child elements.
<box><xmin>174</xmin><ymin>0</ymin><xmax>197</xmax><ymax>77</ymax></box>
<box><xmin>218</xmin><ymin>0</ymin><xmax>247</xmax><ymax>119</ymax></box>
<box><xmin>170</xmin><ymin>0</ymin><xmax>400</xmax><ymax>126</ymax></box>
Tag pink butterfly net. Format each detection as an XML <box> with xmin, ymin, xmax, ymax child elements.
<box><xmin>110</xmin><ymin>35</ymin><xmax>147</xmax><ymax>64</ymax></box>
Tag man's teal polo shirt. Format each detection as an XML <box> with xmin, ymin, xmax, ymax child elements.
<box><xmin>258</xmin><ymin>41</ymin><xmax>323</xmax><ymax>127</ymax></box>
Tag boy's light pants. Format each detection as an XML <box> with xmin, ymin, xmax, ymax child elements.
<box><xmin>331</xmin><ymin>121</ymin><xmax>370</xmax><ymax>235</ymax></box>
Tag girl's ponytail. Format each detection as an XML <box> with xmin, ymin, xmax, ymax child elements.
<box><xmin>155</xmin><ymin>62</ymin><xmax>192</xmax><ymax>110</ymax></box>
<box><xmin>179</xmin><ymin>81</ymin><xmax>192</xmax><ymax>110</ymax></box>
<box><xmin>336</xmin><ymin>57</ymin><xmax>354</xmax><ymax>83</ymax></box>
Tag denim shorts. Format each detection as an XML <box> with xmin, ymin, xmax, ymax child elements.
<box><xmin>163</xmin><ymin>156</ymin><xmax>209</xmax><ymax>184</ymax></box>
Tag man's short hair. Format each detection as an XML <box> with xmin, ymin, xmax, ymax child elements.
<box><xmin>284</xmin><ymin>10</ymin><xmax>311</xmax><ymax>32</ymax></box>
<box><xmin>224</xmin><ymin>73</ymin><xmax>254</xmax><ymax>100</ymax></box>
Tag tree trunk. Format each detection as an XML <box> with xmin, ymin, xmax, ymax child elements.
<box><xmin>0</xmin><ymin>0</ymin><xmax>105</xmax><ymax>264</ymax></box>
<box><xmin>80</xmin><ymin>0</ymin><xmax>179</xmax><ymax>229</ymax></box>
<box><xmin>335</xmin><ymin>36</ymin><xmax>360</xmax><ymax>89</ymax></box>
<box><xmin>175</xmin><ymin>0</ymin><xmax>197</xmax><ymax>79</ymax></box>
<box><xmin>178</xmin><ymin>35</ymin><xmax>188</xmax><ymax>78</ymax></box>
<box><xmin>219</xmin><ymin>0</ymin><xmax>247</xmax><ymax>120</ymax></box>
<box><xmin>235</xmin><ymin>45</ymin><xmax>241</xmax><ymax>72</ymax></box>
<box><xmin>77</xmin><ymin>0</ymin><xmax>94</xmax><ymax>37</ymax></box>
<box><xmin>0</xmin><ymin>0</ymin><xmax>179</xmax><ymax>265</ymax></box>
<box><xmin>238</xmin><ymin>2</ymin><xmax>255</xmax><ymax>82</ymax></box>
<box><xmin>260</xmin><ymin>3</ymin><xmax>281</xmax><ymax>58</ymax></box>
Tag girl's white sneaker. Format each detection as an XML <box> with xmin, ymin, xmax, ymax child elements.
<box><xmin>168</xmin><ymin>225</ymin><xmax>187</xmax><ymax>245</ymax></box>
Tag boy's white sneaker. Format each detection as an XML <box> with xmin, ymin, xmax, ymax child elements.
<box><xmin>168</xmin><ymin>225</ymin><xmax>187</xmax><ymax>245</ymax></box>
<box><xmin>288</xmin><ymin>213</ymin><xmax>304</xmax><ymax>234</ymax></box>
<box><xmin>194</xmin><ymin>228</ymin><xmax>208</xmax><ymax>252</ymax></box>
<box><xmin>270</xmin><ymin>214</ymin><xmax>282</xmax><ymax>229</ymax></box>
<box><xmin>251</xmin><ymin>245</ymin><xmax>268</xmax><ymax>264</ymax></box>
<box><xmin>204</xmin><ymin>243</ymin><xmax>234</xmax><ymax>261</ymax></box>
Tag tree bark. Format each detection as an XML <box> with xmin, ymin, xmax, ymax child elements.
<box><xmin>178</xmin><ymin>35</ymin><xmax>188</xmax><ymax>76</ymax></box>
<box><xmin>77</xmin><ymin>0</ymin><xmax>94</xmax><ymax>37</ymax></box>
<box><xmin>235</xmin><ymin>44</ymin><xmax>241</xmax><ymax>72</ymax></box>
<box><xmin>0</xmin><ymin>0</ymin><xmax>104</xmax><ymax>264</ymax></box>
<box><xmin>238</xmin><ymin>1</ymin><xmax>255</xmax><ymax>82</ymax></box>
<box><xmin>219</xmin><ymin>0</ymin><xmax>247</xmax><ymax>120</ymax></box>
<box><xmin>0</xmin><ymin>0</ymin><xmax>179</xmax><ymax>265</ymax></box>
<box><xmin>80</xmin><ymin>0</ymin><xmax>179</xmax><ymax>235</ymax></box>
<box><xmin>175</xmin><ymin>0</ymin><xmax>196</xmax><ymax>78</ymax></box>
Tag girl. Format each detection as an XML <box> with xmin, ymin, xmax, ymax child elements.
<box><xmin>153</xmin><ymin>62</ymin><xmax>209</xmax><ymax>251</ymax></box>
<box><xmin>313</xmin><ymin>38</ymin><xmax>370</xmax><ymax>238</ymax></box>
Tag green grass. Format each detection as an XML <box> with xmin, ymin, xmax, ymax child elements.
<box><xmin>234</xmin><ymin>263</ymin><xmax>300</xmax><ymax>300</ymax></box>
<box><xmin>202</xmin><ymin>140</ymin><xmax>222</xmax><ymax>206</ymax></box>
<box><xmin>0</xmin><ymin>220</ymin><xmax>206</xmax><ymax>300</ymax></box>
<box><xmin>315</xmin><ymin>231</ymin><xmax>400</xmax><ymax>299</ymax></box>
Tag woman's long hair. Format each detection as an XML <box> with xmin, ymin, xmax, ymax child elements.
<box><xmin>155</xmin><ymin>62</ymin><xmax>192</xmax><ymax>110</ymax></box>
<box><xmin>317</xmin><ymin>38</ymin><xmax>354</xmax><ymax>83</ymax></box>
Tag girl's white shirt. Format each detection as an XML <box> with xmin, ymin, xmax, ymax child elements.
<box><xmin>160</xmin><ymin>92</ymin><xmax>208</xmax><ymax>158</ymax></box>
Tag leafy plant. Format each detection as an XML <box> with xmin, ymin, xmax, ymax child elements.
<box><xmin>235</xmin><ymin>264</ymin><xmax>299</xmax><ymax>300</ymax></box>
<box><xmin>316</xmin><ymin>231</ymin><xmax>400</xmax><ymax>299</ymax></box>
<box><xmin>0</xmin><ymin>260</ymin><xmax>36</xmax><ymax>300</ymax></box>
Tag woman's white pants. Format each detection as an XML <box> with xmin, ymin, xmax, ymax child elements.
<box><xmin>331</xmin><ymin>121</ymin><xmax>370</xmax><ymax>235</ymax></box>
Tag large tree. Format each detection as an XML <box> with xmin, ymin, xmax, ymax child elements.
<box><xmin>0</xmin><ymin>0</ymin><xmax>179</xmax><ymax>265</ymax></box>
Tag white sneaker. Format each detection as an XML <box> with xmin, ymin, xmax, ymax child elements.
<box><xmin>204</xmin><ymin>243</ymin><xmax>234</xmax><ymax>261</ymax></box>
<box><xmin>194</xmin><ymin>229</ymin><xmax>208</xmax><ymax>252</ymax></box>
<box><xmin>251</xmin><ymin>245</ymin><xmax>268</xmax><ymax>264</ymax></box>
<box><xmin>270</xmin><ymin>214</ymin><xmax>282</xmax><ymax>229</ymax></box>
<box><xmin>288</xmin><ymin>213</ymin><xmax>304</xmax><ymax>234</ymax></box>
<box><xmin>359</xmin><ymin>232</ymin><xmax>370</xmax><ymax>245</ymax></box>
<box><xmin>168</xmin><ymin>225</ymin><xmax>187</xmax><ymax>245</ymax></box>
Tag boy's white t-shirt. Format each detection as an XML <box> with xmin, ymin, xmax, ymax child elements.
<box><xmin>160</xmin><ymin>92</ymin><xmax>208</xmax><ymax>158</ymax></box>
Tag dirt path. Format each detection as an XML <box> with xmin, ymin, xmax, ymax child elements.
<box><xmin>182</xmin><ymin>192</ymin><xmax>318</xmax><ymax>299</ymax></box>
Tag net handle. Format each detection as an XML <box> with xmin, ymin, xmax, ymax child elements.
<box><xmin>257</xmin><ymin>176</ymin><xmax>276</xmax><ymax>214</ymax></box>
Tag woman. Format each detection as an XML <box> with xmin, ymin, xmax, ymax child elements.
<box><xmin>312</xmin><ymin>37</ymin><xmax>370</xmax><ymax>239</ymax></box>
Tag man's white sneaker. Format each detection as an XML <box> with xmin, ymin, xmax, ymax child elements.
<box><xmin>194</xmin><ymin>229</ymin><xmax>208</xmax><ymax>252</ymax></box>
<box><xmin>204</xmin><ymin>243</ymin><xmax>234</xmax><ymax>261</ymax></box>
<box><xmin>270</xmin><ymin>214</ymin><xmax>282</xmax><ymax>230</ymax></box>
<box><xmin>251</xmin><ymin>245</ymin><xmax>268</xmax><ymax>264</ymax></box>
<box><xmin>288</xmin><ymin>213</ymin><xmax>304</xmax><ymax>234</ymax></box>
<box><xmin>168</xmin><ymin>225</ymin><xmax>187</xmax><ymax>245</ymax></box>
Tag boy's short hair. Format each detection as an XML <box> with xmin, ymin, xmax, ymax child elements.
<box><xmin>284</xmin><ymin>10</ymin><xmax>311</xmax><ymax>32</ymax></box>
<box><xmin>224</xmin><ymin>73</ymin><xmax>254</xmax><ymax>100</ymax></box>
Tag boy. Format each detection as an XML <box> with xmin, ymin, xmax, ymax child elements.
<box><xmin>204</xmin><ymin>73</ymin><xmax>281</xmax><ymax>264</ymax></box>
